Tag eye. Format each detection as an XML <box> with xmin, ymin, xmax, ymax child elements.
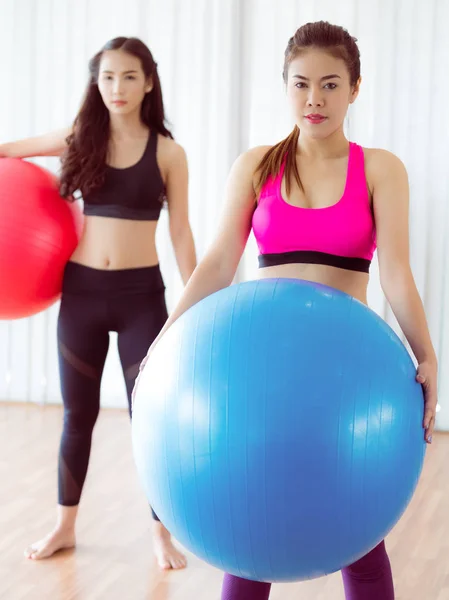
<box><xmin>294</xmin><ymin>81</ymin><xmax>338</xmax><ymax>90</ymax></box>
<box><xmin>125</xmin><ymin>75</ymin><xmax>137</xmax><ymax>80</ymax></box>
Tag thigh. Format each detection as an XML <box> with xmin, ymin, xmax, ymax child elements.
<box><xmin>116</xmin><ymin>289</ymin><xmax>168</xmax><ymax>409</ymax></box>
<box><xmin>57</xmin><ymin>293</ymin><xmax>110</xmax><ymax>420</ymax></box>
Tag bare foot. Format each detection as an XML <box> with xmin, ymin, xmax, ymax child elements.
<box><xmin>153</xmin><ymin>523</ymin><xmax>187</xmax><ymax>570</ymax></box>
<box><xmin>24</xmin><ymin>528</ymin><xmax>76</xmax><ymax>560</ymax></box>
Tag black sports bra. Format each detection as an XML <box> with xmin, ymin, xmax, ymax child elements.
<box><xmin>83</xmin><ymin>129</ymin><xmax>165</xmax><ymax>221</ymax></box>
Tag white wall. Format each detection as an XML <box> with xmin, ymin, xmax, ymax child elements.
<box><xmin>0</xmin><ymin>0</ymin><xmax>448</xmax><ymax>430</ymax></box>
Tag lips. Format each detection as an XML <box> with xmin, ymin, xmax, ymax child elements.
<box><xmin>305</xmin><ymin>114</ymin><xmax>327</xmax><ymax>124</ymax></box>
<box><xmin>112</xmin><ymin>100</ymin><xmax>127</xmax><ymax>106</ymax></box>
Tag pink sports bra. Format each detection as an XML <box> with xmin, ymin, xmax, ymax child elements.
<box><xmin>252</xmin><ymin>142</ymin><xmax>376</xmax><ymax>273</ymax></box>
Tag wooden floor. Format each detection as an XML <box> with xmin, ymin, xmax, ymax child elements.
<box><xmin>1</xmin><ymin>403</ymin><xmax>448</xmax><ymax>600</ymax></box>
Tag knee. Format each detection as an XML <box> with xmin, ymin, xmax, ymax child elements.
<box><xmin>63</xmin><ymin>402</ymin><xmax>99</xmax><ymax>435</ymax></box>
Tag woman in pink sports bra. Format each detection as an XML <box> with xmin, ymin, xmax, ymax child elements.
<box><xmin>134</xmin><ymin>21</ymin><xmax>438</xmax><ymax>600</ymax></box>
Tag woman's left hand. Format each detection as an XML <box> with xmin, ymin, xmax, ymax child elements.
<box><xmin>416</xmin><ymin>361</ymin><xmax>438</xmax><ymax>444</ymax></box>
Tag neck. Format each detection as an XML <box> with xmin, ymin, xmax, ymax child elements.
<box><xmin>108</xmin><ymin>108</ymin><xmax>148</xmax><ymax>141</ymax></box>
<box><xmin>296</xmin><ymin>127</ymin><xmax>349</xmax><ymax>160</ymax></box>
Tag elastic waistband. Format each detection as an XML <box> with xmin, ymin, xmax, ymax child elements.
<box><xmin>62</xmin><ymin>261</ymin><xmax>165</xmax><ymax>295</ymax></box>
<box><xmin>258</xmin><ymin>251</ymin><xmax>371</xmax><ymax>273</ymax></box>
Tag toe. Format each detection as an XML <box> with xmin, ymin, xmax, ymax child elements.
<box><xmin>174</xmin><ymin>555</ymin><xmax>187</xmax><ymax>569</ymax></box>
<box><xmin>158</xmin><ymin>557</ymin><xmax>171</xmax><ymax>570</ymax></box>
<box><xmin>24</xmin><ymin>546</ymin><xmax>36</xmax><ymax>559</ymax></box>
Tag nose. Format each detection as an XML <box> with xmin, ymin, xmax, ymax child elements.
<box><xmin>113</xmin><ymin>78</ymin><xmax>124</xmax><ymax>96</ymax></box>
<box><xmin>306</xmin><ymin>86</ymin><xmax>324</xmax><ymax>108</ymax></box>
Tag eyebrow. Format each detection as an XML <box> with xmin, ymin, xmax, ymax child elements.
<box><xmin>293</xmin><ymin>74</ymin><xmax>341</xmax><ymax>81</ymax></box>
<box><xmin>101</xmin><ymin>70</ymin><xmax>138</xmax><ymax>74</ymax></box>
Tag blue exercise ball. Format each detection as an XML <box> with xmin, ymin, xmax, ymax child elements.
<box><xmin>132</xmin><ymin>278</ymin><xmax>425</xmax><ymax>582</ymax></box>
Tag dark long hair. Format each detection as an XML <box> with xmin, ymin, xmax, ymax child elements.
<box><xmin>255</xmin><ymin>21</ymin><xmax>361</xmax><ymax>197</ymax></box>
<box><xmin>60</xmin><ymin>37</ymin><xmax>173</xmax><ymax>198</ymax></box>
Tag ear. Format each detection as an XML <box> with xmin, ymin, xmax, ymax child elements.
<box><xmin>349</xmin><ymin>76</ymin><xmax>362</xmax><ymax>105</ymax></box>
<box><xmin>145</xmin><ymin>76</ymin><xmax>154</xmax><ymax>94</ymax></box>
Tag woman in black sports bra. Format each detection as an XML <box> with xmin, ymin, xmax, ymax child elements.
<box><xmin>0</xmin><ymin>37</ymin><xmax>196</xmax><ymax>569</ymax></box>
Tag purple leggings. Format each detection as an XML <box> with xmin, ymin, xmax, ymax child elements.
<box><xmin>221</xmin><ymin>541</ymin><xmax>394</xmax><ymax>600</ymax></box>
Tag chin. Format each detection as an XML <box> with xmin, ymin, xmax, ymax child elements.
<box><xmin>301</xmin><ymin>121</ymin><xmax>338</xmax><ymax>139</ymax></box>
<box><xmin>302</xmin><ymin>128</ymin><xmax>330</xmax><ymax>139</ymax></box>
<box><xmin>108</xmin><ymin>107</ymin><xmax>130</xmax><ymax>115</ymax></box>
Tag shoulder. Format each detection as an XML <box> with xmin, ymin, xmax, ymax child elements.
<box><xmin>363</xmin><ymin>147</ymin><xmax>408</xmax><ymax>183</ymax></box>
<box><xmin>157</xmin><ymin>135</ymin><xmax>186</xmax><ymax>163</ymax></box>
<box><xmin>221</xmin><ymin>145</ymin><xmax>272</xmax><ymax>195</ymax></box>
<box><xmin>232</xmin><ymin>145</ymin><xmax>273</xmax><ymax>182</ymax></box>
<box><xmin>243</xmin><ymin>145</ymin><xmax>273</xmax><ymax>164</ymax></box>
<box><xmin>361</xmin><ymin>147</ymin><xmax>408</xmax><ymax>197</ymax></box>
<box><xmin>156</xmin><ymin>136</ymin><xmax>188</xmax><ymax>184</ymax></box>
<box><xmin>363</xmin><ymin>147</ymin><xmax>406</xmax><ymax>170</ymax></box>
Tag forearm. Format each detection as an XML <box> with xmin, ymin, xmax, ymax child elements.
<box><xmin>171</xmin><ymin>226</ymin><xmax>197</xmax><ymax>285</ymax></box>
<box><xmin>0</xmin><ymin>128</ymin><xmax>71</xmax><ymax>158</ymax></box>
<box><xmin>152</xmin><ymin>255</ymin><xmax>233</xmax><ymax>350</ymax></box>
<box><xmin>382</xmin><ymin>270</ymin><xmax>437</xmax><ymax>365</ymax></box>
<box><xmin>0</xmin><ymin>139</ymin><xmax>52</xmax><ymax>158</ymax></box>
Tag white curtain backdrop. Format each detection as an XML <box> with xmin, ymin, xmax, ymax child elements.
<box><xmin>0</xmin><ymin>0</ymin><xmax>448</xmax><ymax>431</ymax></box>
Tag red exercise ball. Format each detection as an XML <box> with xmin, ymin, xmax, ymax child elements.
<box><xmin>0</xmin><ymin>158</ymin><xmax>83</xmax><ymax>320</ymax></box>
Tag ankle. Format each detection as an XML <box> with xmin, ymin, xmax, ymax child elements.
<box><xmin>152</xmin><ymin>521</ymin><xmax>170</xmax><ymax>540</ymax></box>
<box><xmin>56</xmin><ymin>504</ymin><xmax>78</xmax><ymax>533</ymax></box>
<box><xmin>54</xmin><ymin>522</ymin><xmax>76</xmax><ymax>534</ymax></box>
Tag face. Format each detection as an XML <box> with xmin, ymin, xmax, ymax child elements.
<box><xmin>97</xmin><ymin>49</ymin><xmax>152</xmax><ymax>116</ymax></box>
<box><xmin>286</xmin><ymin>48</ymin><xmax>360</xmax><ymax>138</ymax></box>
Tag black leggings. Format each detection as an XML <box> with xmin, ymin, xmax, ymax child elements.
<box><xmin>57</xmin><ymin>261</ymin><xmax>167</xmax><ymax>519</ymax></box>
